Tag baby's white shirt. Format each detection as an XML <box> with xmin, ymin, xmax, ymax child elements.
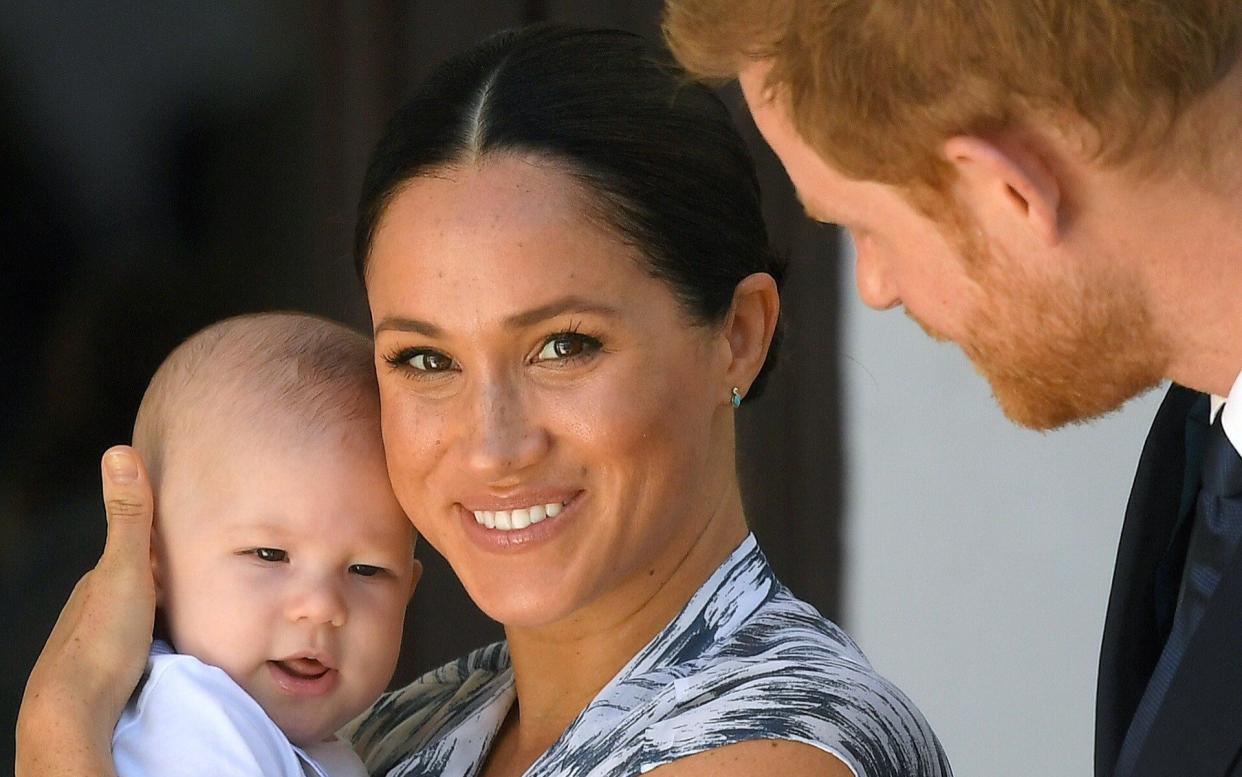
<box><xmin>112</xmin><ymin>641</ymin><xmax>367</xmax><ymax>777</ymax></box>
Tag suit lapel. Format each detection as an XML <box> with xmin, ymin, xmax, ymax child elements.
<box><xmin>1097</xmin><ymin>385</ymin><xmax>1208</xmax><ymax>777</ymax></box>
<box><xmin>1131</xmin><ymin>542</ymin><xmax>1242</xmax><ymax>776</ymax></box>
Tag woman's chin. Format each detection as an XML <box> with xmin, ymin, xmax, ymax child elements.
<box><xmin>463</xmin><ymin>577</ymin><xmax>583</xmax><ymax>630</ymax></box>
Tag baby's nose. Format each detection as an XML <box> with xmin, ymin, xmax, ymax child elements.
<box><xmin>286</xmin><ymin>580</ymin><xmax>347</xmax><ymax>628</ymax></box>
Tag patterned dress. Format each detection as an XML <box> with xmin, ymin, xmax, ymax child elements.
<box><xmin>348</xmin><ymin>534</ymin><xmax>952</xmax><ymax>777</ymax></box>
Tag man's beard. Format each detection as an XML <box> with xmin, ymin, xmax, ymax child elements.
<box><xmin>911</xmin><ymin>244</ymin><xmax>1169</xmax><ymax>431</ymax></box>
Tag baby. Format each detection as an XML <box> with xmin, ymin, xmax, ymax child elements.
<box><xmin>111</xmin><ymin>312</ymin><xmax>419</xmax><ymax>777</ymax></box>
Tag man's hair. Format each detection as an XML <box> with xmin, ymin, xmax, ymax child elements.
<box><xmin>665</xmin><ymin>0</ymin><xmax>1242</xmax><ymax>197</ymax></box>
<box><xmin>133</xmin><ymin>312</ymin><xmax>378</xmax><ymax>483</ymax></box>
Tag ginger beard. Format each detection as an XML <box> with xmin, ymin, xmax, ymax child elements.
<box><xmin>913</xmin><ymin>223</ymin><xmax>1170</xmax><ymax>431</ymax></box>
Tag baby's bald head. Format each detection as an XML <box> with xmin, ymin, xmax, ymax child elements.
<box><xmin>133</xmin><ymin>312</ymin><xmax>380</xmax><ymax>485</ymax></box>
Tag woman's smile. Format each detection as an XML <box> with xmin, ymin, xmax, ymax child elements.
<box><xmin>459</xmin><ymin>491</ymin><xmax>583</xmax><ymax>549</ymax></box>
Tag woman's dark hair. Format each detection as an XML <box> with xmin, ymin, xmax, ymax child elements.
<box><xmin>354</xmin><ymin>23</ymin><xmax>785</xmax><ymax>398</ymax></box>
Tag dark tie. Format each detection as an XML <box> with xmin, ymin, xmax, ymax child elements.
<box><xmin>1114</xmin><ymin>411</ymin><xmax>1242</xmax><ymax>775</ymax></box>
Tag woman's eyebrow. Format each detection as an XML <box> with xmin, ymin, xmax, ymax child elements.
<box><xmin>374</xmin><ymin>297</ymin><xmax>620</xmax><ymax>337</ymax></box>
<box><xmin>502</xmin><ymin>296</ymin><xmax>620</xmax><ymax>329</ymax></box>
<box><xmin>374</xmin><ymin>316</ymin><xmax>442</xmax><ymax>337</ymax></box>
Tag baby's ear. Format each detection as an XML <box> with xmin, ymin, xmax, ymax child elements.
<box><xmin>149</xmin><ymin>522</ymin><xmax>166</xmax><ymax>605</ymax></box>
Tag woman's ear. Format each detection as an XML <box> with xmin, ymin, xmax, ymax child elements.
<box><xmin>942</xmin><ymin>134</ymin><xmax>1062</xmax><ymax>247</ymax></box>
<box><xmin>722</xmin><ymin>272</ymin><xmax>780</xmax><ymax>401</ymax></box>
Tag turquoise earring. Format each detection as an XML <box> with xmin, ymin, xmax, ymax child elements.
<box><xmin>731</xmin><ymin>387</ymin><xmax>742</xmax><ymax>409</ymax></box>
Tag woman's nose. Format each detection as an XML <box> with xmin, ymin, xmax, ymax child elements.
<box><xmin>464</xmin><ymin>377</ymin><xmax>549</xmax><ymax>479</ymax></box>
<box><xmin>852</xmin><ymin>233</ymin><xmax>901</xmax><ymax>311</ymax></box>
<box><xmin>285</xmin><ymin>577</ymin><xmax>347</xmax><ymax>628</ymax></box>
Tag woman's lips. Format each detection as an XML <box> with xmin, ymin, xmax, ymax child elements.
<box><xmin>267</xmin><ymin>658</ymin><xmax>338</xmax><ymax>696</ymax></box>
<box><xmin>460</xmin><ymin>491</ymin><xmax>582</xmax><ymax>549</ymax></box>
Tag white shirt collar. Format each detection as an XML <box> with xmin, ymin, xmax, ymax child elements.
<box><xmin>1210</xmin><ymin>369</ymin><xmax>1242</xmax><ymax>455</ymax></box>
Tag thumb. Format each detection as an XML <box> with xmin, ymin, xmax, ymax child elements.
<box><xmin>99</xmin><ymin>445</ymin><xmax>154</xmax><ymax>568</ymax></box>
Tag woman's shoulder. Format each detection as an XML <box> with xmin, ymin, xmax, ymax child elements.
<box><xmin>711</xmin><ymin>583</ymin><xmax>875</xmax><ymax>675</ymax></box>
<box><xmin>675</xmin><ymin>582</ymin><xmax>885</xmax><ymax>691</ymax></box>
<box><xmin>637</xmin><ymin>585</ymin><xmax>952</xmax><ymax>777</ymax></box>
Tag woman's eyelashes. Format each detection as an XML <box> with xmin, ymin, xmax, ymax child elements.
<box><xmin>383</xmin><ymin>348</ymin><xmax>457</xmax><ymax>375</ymax></box>
<box><xmin>532</xmin><ymin>330</ymin><xmax>603</xmax><ymax>365</ymax></box>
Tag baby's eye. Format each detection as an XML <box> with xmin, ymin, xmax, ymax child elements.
<box><xmin>534</xmin><ymin>332</ymin><xmax>601</xmax><ymax>362</ymax></box>
<box><xmin>349</xmin><ymin>564</ymin><xmax>384</xmax><ymax>577</ymax></box>
<box><xmin>253</xmin><ymin>548</ymin><xmax>288</xmax><ymax>563</ymax></box>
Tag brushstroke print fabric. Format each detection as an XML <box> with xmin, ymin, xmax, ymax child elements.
<box><xmin>350</xmin><ymin>534</ymin><xmax>951</xmax><ymax>777</ymax></box>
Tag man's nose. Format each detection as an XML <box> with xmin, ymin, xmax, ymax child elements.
<box><xmin>852</xmin><ymin>234</ymin><xmax>901</xmax><ymax>311</ymax></box>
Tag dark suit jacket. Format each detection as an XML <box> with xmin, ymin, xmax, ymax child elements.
<box><xmin>1097</xmin><ymin>384</ymin><xmax>1242</xmax><ymax>777</ymax></box>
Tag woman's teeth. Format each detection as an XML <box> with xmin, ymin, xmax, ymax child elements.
<box><xmin>472</xmin><ymin>502</ymin><xmax>563</xmax><ymax>530</ymax></box>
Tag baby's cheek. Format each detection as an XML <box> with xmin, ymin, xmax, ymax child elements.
<box><xmin>168</xmin><ymin>570</ymin><xmax>272</xmax><ymax>678</ymax></box>
<box><xmin>356</xmin><ymin>596</ymin><xmax>408</xmax><ymax>696</ymax></box>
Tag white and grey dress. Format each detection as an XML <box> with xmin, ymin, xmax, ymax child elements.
<box><xmin>349</xmin><ymin>534</ymin><xmax>951</xmax><ymax>777</ymax></box>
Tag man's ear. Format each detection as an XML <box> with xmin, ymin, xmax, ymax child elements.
<box><xmin>943</xmin><ymin>135</ymin><xmax>1062</xmax><ymax>247</ymax></box>
<box><xmin>722</xmin><ymin>273</ymin><xmax>780</xmax><ymax>401</ymax></box>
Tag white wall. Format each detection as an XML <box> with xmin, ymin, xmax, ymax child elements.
<box><xmin>837</xmin><ymin>235</ymin><xmax>1166</xmax><ymax>777</ymax></box>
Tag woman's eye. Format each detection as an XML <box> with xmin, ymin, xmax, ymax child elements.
<box><xmin>254</xmin><ymin>548</ymin><xmax>287</xmax><ymax>563</ymax></box>
<box><xmin>535</xmin><ymin>333</ymin><xmax>600</xmax><ymax>362</ymax></box>
<box><xmin>349</xmin><ymin>564</ymin><xmax>383</xmax><ymax>577</ymax></box>
<box><xmin>407</xmin><ymin>350</ymin><xmax>455</xmax><ymax>372</ymax></box>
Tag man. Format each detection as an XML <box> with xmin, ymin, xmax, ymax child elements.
<box><xmin>663</xmin><ymin>1</ymin><xmax>1242</xmax><ymax>776</ymax></box>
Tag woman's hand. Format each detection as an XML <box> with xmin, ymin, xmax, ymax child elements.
<box><xmin>16</xmin><ymin>446</ymin><xmax>157</xmax><ymax>777</ymax></box>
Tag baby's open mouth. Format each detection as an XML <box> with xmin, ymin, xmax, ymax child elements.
<box><xmin>271</xmin><ymin>657</ymin><xmax>329</xmax><ymax>679</ymax></box>
<box><xmin>267</xmin><ymin>655</ymin><xmax>339</xmax><ymax>696</ymax></box>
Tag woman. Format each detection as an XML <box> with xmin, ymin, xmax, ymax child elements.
<box><xmin>19</xmin><ymin>25</ymin><xmax>950</xmax><ymax>777</ymax></box>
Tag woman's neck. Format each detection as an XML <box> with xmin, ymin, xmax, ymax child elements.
<box><xmin>494</xmin><ymin>485</ymin><xmax>749</xmax><ymax>769</ymax></box>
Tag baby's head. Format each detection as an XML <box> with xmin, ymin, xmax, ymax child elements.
<box><xmin>134</xmin><ymin>312</ymin><xmax>418</xmax><ymax>747</ymax></box>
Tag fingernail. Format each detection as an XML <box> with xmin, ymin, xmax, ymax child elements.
<box><xmin>106</xmin><ymin>450</ymin><xmax>138</xmax><ymax>482</ymax></box>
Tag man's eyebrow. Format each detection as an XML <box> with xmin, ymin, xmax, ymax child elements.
<box><xmin>373</xmin><ymin>296</ymin><xmax>620</xmax><ymax>337</ymax></box>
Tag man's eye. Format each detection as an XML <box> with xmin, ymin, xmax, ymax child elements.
<box><xmin>254</xmin><ymin>548</ymin><xmax>287</xmax><ymax>563</ymax></box>
<box><xmin>535</xmin><ymin>333</ymin><xmax>600</xmax><ymax>362</ymax></box>
<box><xmin>349</xmin><ymin>564</ymin><xmax>383</xmax><ymax>577</ymax></box>
<box><xmin>408</xmin><ymin>351</ymin><xmax>454</xmax><ymax>372</ymax></box>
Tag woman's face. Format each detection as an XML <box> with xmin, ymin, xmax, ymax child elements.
<box><xmin>366</xmin><ymin>155</ymin><xmax>736</xmax><ymax>629</ymax></box>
